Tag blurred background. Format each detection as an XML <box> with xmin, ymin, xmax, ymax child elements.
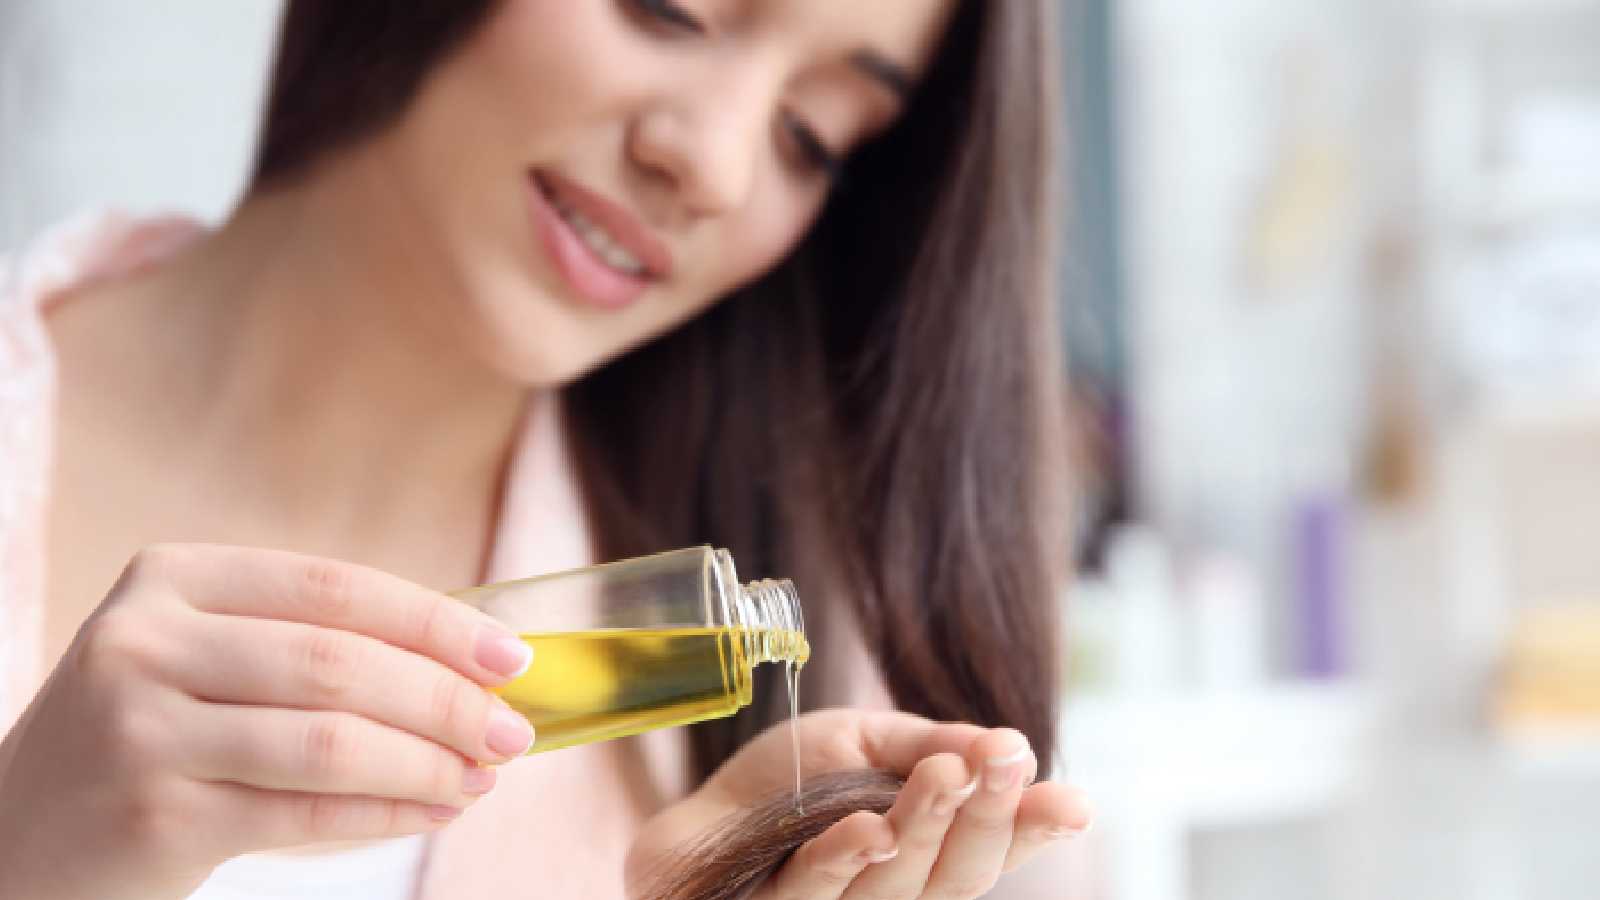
<box><xmin>4</xmin><ymin>1</ymin><xmax>1600</xmax><ymax>897</ymax></box>
<box><xmin>1058</xmin><ymin>1</ymin><xmax>1600</xmax><ymax>898</ymax></box>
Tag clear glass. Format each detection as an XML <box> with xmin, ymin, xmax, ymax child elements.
<box><xmin>451</xmin><ymin>546</ymin><xmax>808</xmax><ymax>754</ymax></box>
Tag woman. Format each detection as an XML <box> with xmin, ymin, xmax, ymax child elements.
<box><xmin>0</xmin><ymin>1</ymin><xmax>1088</xmax><ymax>897</ymax></box>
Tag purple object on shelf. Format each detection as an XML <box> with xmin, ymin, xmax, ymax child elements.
<box><xmin>1295</xmin><ymin>495</ymin><xmax>1345</xmax><ymax>679</ymax></box>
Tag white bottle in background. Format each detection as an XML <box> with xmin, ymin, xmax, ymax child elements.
<box><xmin>1186</xmin><ymin>552</ymin><xmax>1268</xmax><ymax>690</ymax></box>
<box><xmin>1105</xmin><ymin>524</ymin><xmax>1181</xmax><ymax>694</ymax></box>
<box><xmin>1062</xmin><ymin>576</ymin><xmax>1118</xmax><ymax>694</ymax></box>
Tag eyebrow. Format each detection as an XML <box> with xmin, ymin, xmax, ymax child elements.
<box><xmin>849</xmin><ymin>50</ymin><xmax>915</xmax><ymax>101</ymax></box>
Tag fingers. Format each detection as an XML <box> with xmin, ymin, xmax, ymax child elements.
<box><xmin>1002</xmin><ymin>781</ymin><xmax>1093</xmax><ymax>873</ymax></box>
<box><xmin>145</xmin><ymin>544</ymin><xmax>531</xmax><ymax>686</ymax></box>
<box><xmin>166</xmin><ymin>614</ymin><xmax>534</xmax><ymax>764</ymax></box>
<box><xmin>922</xmin><ymin>729</ymin><xmax>1033</xmax><ymax>898</ymax></box>
<box><xmin>848</xmin><ymin>711</ymin><xmax>989</xmax><ymax>776</ymax></box>
<box><xmin>203</xmin><ymin>781</ymin><xmax>460</xmax><ymax>852</ymax></box>
<box><xmin>843</xmin><ymin>752</ymin><xmax>973</xmax><ymax>900</ymax></box>
<box><xmin>761</xmin><ymin>811</ymin><xmax>898</xmax><ymax>900</ymax></box>
<box><xmin>179</xmin><ymin>703</ymin><xmax>492</xmax><ymax>808</ymax></box>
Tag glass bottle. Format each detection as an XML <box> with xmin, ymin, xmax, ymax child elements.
<box><xmin>451</xmin><ymin>546</ymin><xmax>808</xmax><ymax>754</ymax></box>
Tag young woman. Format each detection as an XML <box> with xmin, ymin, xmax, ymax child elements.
<box><xmin>0</xmin><ymin>1</ymin><xmax>1088</xmax><ymax>897</ymax></box>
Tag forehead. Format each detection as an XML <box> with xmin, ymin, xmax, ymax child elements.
<box><xmin>722</xmin><ymin>0</ymin><xmax>958</xmax><ymax>78</ymax></box>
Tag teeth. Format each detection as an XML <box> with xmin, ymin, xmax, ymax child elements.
<box><xmin>549</xmin><ymin>192</ymin><xmax>646</xmax><ymax>276</ymax></box>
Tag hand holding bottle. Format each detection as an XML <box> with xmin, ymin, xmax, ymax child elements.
<box><xmin>0</xmin><ymin>544</ymin><xmax>536</xmax><ymax>900</ymax></box>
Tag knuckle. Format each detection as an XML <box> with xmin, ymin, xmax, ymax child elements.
<box><xmin>305</xmin><ymin>794</ymin><xmax>422</xmax><ymax>841</ymax></box>
<box><xmin>126</xmin><ymin>543</ymin><xmax>185</xmax><ymax>586</ymax></box>
<box><xmin>791</xmin><ymin>839</ymin><xmax>858</xmax><ymax>890</ymax></box>
<box><xmin>939</xmin><ymin>874</ymin><xmax>1001</xmax><ymax>899</ymax></box>
<box><xmin>805</xmin><ymin>860</ymin><xmax>856</xmax><ymax>889</ymax></box>
<box><xmin>407</xmin><ymin>594</ymin><xmax>451</xmax><ymax>652</ymax></box>
<box><xmin>302</xmin><ymin>630</ymin><xmax>362</xmax><ymax>701</ymax></box>
<box><xmin>299</xmin><ymin>793</ymin><xmax>353</xmax><ymax>840</ymax></box>
<box><xmin>380</xmin><ymin>798</ymin><xmax>408</xmax><ymax>835</ymax></box>
<box><xmin>301</xmin><ymin>716</ymin><xmax>356</xmax><ymax>780</ymax></box>
<box><xmin>428</xmin><ymin>673</ymin><xmax>478</xmax><ymax>744</ymax></box>
<box><xmin>121</xmin><ymin>775</ymin><xmax>191</xmax><ymax>855</ymax></box>
<box><xmin>900</xmin><ymin>828</ymin><xmax>944</xmax><ymax>854</ymax></box>
<box><xmin>106</xmin><ymin>704</ymin><xmax>170</xmax><ymax>767</ymax></box>
<box><xmin>822</xmin><ymin>729</ymin><xmax>862</xmax><ymax>766</ymax></box>
<box><xmin>961</xmin><ymin>812</ymin><xmax>1015</xmax><ymax>839</ymax></box>
<box><xmin>428</xmin><ymin>749</ymin><xmax>462</xmax><ymax>802</ymax></box>
<box><xmin>299</xmin><ymin>560</ymin><xmax>355</xmax><ymax>620</ymax></box>
<box><xmin>77</xmin><ymin>610</ymin><xmax>159</xmax><ymax>682</ymax></box>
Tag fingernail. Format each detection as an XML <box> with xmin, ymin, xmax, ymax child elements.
<box><xmin>859</xmin><ymin>846</ymin><xmax>899</xmax><ymax>864</ymax></box>
<box><xmin>1043</xmin><ymin>826</ymin><xmax>1074</xmax><ymax>840</ymax></box>
<box><xmin>486</xmin><ymin>704</ymin><xmax>535</xmax><ymax>757</ymax></box>
<box><xmin>475</xmin><ymin>628</ymin><xmax>533</xmax><ymax>680</ymax></box>
<box><xmin>462</xmin><ymin>764</ymin><xmax>497</xmax><ymax>796</ymax></box>
<box><xmin>930</xmin><ymin>778</ymin><xmax>979</xmax><ymax>816</ymax></box>
<box><xmin>984</xmin><ymin>741</ymin><xmax>1031</xmax><ymax>793</ymax></box>
<box><xmin>426</xmin><ymin>804</ymin><xmax>461</xmax><ymax>821</ymax></box>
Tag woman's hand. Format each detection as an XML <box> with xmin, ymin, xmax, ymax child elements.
<box><xmin>0</xmin><ymin>544</ymin><xmax>537</xmax><ymax>900</ymax></box>
<box><xmin>629</xmin><ymin>709</ymin><xmax>1091</xmax><ymax>899</ymax></box>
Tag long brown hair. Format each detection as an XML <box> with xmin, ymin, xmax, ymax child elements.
<box><xmin>254</xmin><ymin>0</ymin><xmax>1066</xmax><ymax>866</ymax></box>
<box><xmin>641</xmin><ymin>771</ymin><xmax>905</xmax><ymax>900</ymax></box>
<box><xmin>563</xmin><ymin>0</ymin><xmax>1067</xmax><ymax>780</ymax></box>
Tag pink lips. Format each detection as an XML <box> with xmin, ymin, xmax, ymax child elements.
<box><xmin>529</xmin><ymin>172</ymin><xmax>672</xmax><ymax>312</ymax></box>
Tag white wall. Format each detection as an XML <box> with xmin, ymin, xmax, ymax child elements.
<box><xmin>0</xmin><ymin>0</ymin><xmax>283</xmax><ymax>249</ymax></box>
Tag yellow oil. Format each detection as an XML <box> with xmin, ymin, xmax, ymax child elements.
<box><xmin>495</xmin><ymin>626</ymin><xmax>809</xmax><ymax>755</ymax></box>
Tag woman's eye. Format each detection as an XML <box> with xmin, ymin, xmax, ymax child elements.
<box><xmin>626</xmin><ymin>0</ymin><xmax>706</xmax><ymax>34</ymax></box>
<box><xmin>783</xmin><ymin>114</ymin><xmax>843</xmax><ymax>179</ymax></box>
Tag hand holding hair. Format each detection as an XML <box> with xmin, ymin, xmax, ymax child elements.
<box><xmin>630</xmin><ymin>709</ymin><xmax>1091</xmax><ymax>900</ymax></box>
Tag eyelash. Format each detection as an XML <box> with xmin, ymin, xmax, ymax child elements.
<box><xmin>783</xmin><ymin>114</ymin><xmax>844</xmax><ymax>178</ymax></box>
<box><xmin>628</xmin><ymin>0</ymin><xmax>705</xmax><ymax>34</ymax></box>
<box><xmin>627</xmin><ymin>0</ymin><xmax>844</xmax><ymax>180</ymax></box>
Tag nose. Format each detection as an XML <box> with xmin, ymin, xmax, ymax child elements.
<box><xmin>628</xmin><ymin>78</ymin><xmax>767</xmax><ymax>220</ymax></box>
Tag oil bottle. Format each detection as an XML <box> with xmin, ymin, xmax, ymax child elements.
<box><xmin>452</xmin><ymin>546</ymin><xmax>808</xmax><ymax>754</ymax></box>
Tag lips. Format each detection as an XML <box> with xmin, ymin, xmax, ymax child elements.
<box><xmin>528</xmin><ymin>171</ymin><xmax>672</xmax><ymax>312</ymax></box>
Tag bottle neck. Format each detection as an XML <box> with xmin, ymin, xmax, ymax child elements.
<box><xmin>734</xmin><ymin>578</ymin><xmax>809</xmax><ymax>666</ymax></box>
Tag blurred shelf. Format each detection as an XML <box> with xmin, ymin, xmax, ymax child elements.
<box><xmin>1496</xmin><ymin>727</ymin><xmax>1600</xmax><ymax>777</ymax></box>
<box><xmin>1426</xmin><ymin>0</ymin><xmax>1600</xmax><ymax>21</ymax></box>
<box><xmin>1061</xmin><ymin>683</ymin><xmax>1376</xmax><ymax>900</ymax></box>
<box><xmin>1061</xmin><ymin>681</ymin><xmax>1375</xmax><ymax>827</ymax></box>
<box><xmin>1461</xmin><ymin>382</ymin><xmax>1600</xmax><ymax>427</ymax></box>
<box><xmin>1452</xmin><ymin>170</ymin><xmax>1600</xmax><ymax>231</ymax></box>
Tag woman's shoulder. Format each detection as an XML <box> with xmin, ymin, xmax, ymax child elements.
<box><xmin>0</xmin><ymin>207</ymin><xmax>205</xmax><ymax>399</ymax></box>
<box><xmin>0</xmin><ymin>210</ymin><xmax>205</xmax><ymax>734</ymax></box>
<box><xmin>1</xmin><ymin>210</ymin><xmax>204</xmax><ymax>325</ymax></box>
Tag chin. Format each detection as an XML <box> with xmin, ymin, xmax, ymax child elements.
<box><xmin>457</xmin><ymin>266</ymin><xmax>669</xmax><ymax>390</ymax></box>
<box><xmin>477</xmin><ymin>319</ymin><xmax>622</xmax><ymax>388</ymax></box>
<box><xmin>482</xmin><ymin>337</ymin><xmax>604</xmax><ymax>389</ymax></box>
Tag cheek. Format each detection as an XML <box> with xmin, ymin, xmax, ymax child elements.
<box><xmin>362</xmin><ymin>1</ymin><xmax>644</xmax><ymax>369</ymax></box>
<box><xmin>475</xmin><ymin>0</ymin><xmax>620</xmax><ymax>115</ymax></box>
<box><xmin>703</xmin><ymin>187</ymin><xmax>829</xmax><ymax>299</ymax></box>
<box><xmin>379</xmin><ymin>0</ymin><xmax>629</xmax><ymax>250</ymax></box>
<box><xmin>593</xmin><ymin>193</ymin><xmax>823</xmax><ymax>375</ymax></box>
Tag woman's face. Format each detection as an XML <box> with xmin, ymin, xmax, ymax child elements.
<box><xmin>361</xmin><ymin>0</ymin><xmax>955</xmax><ymax>384</ymax></box>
